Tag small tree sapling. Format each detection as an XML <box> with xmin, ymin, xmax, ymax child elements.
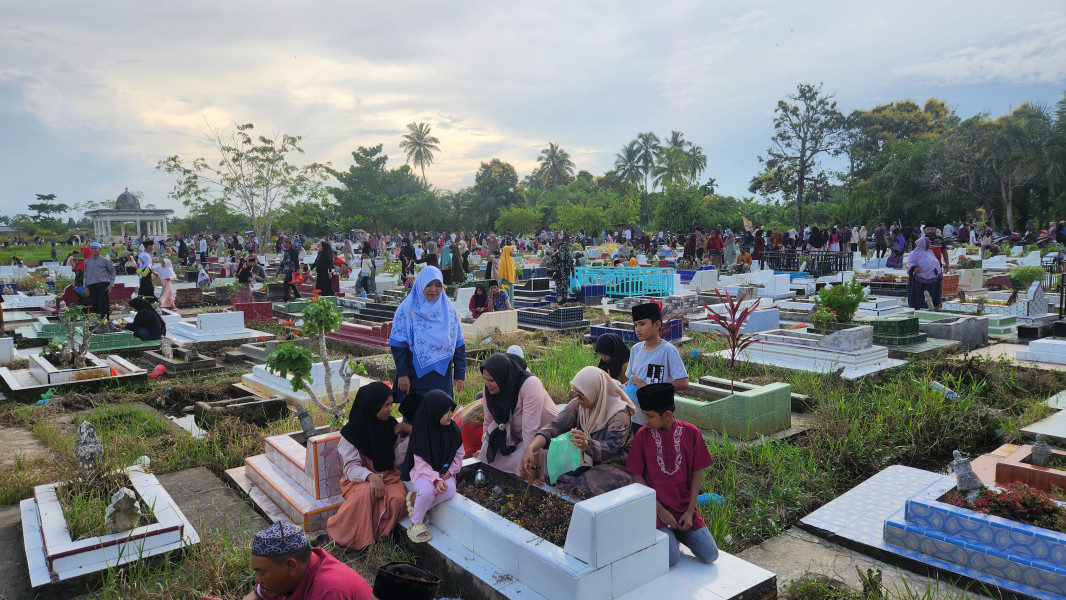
<box><xmin>703</xmin><ymin>289</ymin><xmax>761</xmax><ymax>392</ymax></box>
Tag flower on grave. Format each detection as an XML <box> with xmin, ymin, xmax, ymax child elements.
<box><xmin>258</xmin><ymin>336</ymin><xmax>267</xmax><ymax>341</ymax></box>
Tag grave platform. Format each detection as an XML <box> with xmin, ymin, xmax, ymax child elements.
<box><xmin>326</xmin><ymin>321</ymin><xmax>393</xmax><ymax>350</ymax></box>
<box><xmin>717</xmin><ymin>326</ymin><xmax>905</xmax><ymax>380</ymax></box>
<box><xmin>166</xmin><ymin>311</ymin><xmax>274</xmax><ymax>347</ymax></box>
<box><xmin>517</xmin><ymin>305</ymin><xmax>589</xmax><ymax>331</ymax></box>
<box><xmin>675</xmin><ymin>381</ymin><xmax>792</xmax><ymax>440</ymax></box>
<box><xmin>463</xmin><ymin>310</ymin><xmax>520</xmax><ymax>342</ymax></box>
<box><xmin>142</xmin><ymin>346</ymin><xmax>220</xmax><ymax>374</ymax></box>
<box><xmin>867</xmin><ymin>315</ymin><xmax>960</xmax><ymax>357</ymax></box>
<box><xmin>237</xmin><ymin>359</ymin><xmax>374</xmax><ymax>405</ymax></box>
<box><xmin>238</xmin><ymin>336</ymin><xmax>315</xmax><ymax>363</ymax></box>
<box><xmin>0</xmin><ymin>352</ymin><xmax>147</xmax><ymax>401</ymax></box>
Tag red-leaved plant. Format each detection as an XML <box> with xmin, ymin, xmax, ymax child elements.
<box><xmin>703</xmin><ymin>289</ymin><xmax>761</xmax><ymax>392</ymax></box>
<box><xmin>945</xmin><ymin>482</ymin><xmax>1066</xmax><ymax>533</ymax></box>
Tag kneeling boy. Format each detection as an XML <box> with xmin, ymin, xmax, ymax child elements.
<box><xmin>625</xmin><ymin>383</ymin><xmax>719</xmax><ymax>567</ymax></box>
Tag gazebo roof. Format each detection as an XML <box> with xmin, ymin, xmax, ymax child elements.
<box><xmin>115</xmin><ymin>188</ymin><xmax>140</xmax><ymax>210</ymax></box>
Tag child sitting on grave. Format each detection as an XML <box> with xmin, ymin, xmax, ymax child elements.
<box><xmin>196</xmin><ymin>265</ymin><xmax>211</xmax><ymax>288</ymax></box>
<box><xmin>626</xmin><ymin>383</ymin><xmax>719</xmax><ymax>567</ymax></box>
<box><xmin>401</xmin><ymin>390</ymin><xmax>464</xmax><ymax>544</ymax></box>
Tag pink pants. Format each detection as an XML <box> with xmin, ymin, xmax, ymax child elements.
<box><xmin>410</xmin><ymin>477</ymin><xmax>456</xmax><ymax>525</ymax></box>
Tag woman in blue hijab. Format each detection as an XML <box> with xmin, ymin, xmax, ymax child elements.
<box><xmin>389</xmin><ymin>266</ymin><xmax>466</xmax><ymax>402</ymax></box>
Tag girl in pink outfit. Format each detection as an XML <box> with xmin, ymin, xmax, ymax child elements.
<box><xmin>402</xmin><ymin>390</ymin><xmax>464</xmax><ymax>543</ymax></box>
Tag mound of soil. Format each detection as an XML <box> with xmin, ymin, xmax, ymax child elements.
<box><xmin>457</xmin><ymin>479</ymin><xmax>573</xmax><ymax>546</ymax></box>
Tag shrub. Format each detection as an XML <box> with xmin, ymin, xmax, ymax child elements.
<box><xmin>1008</xmin><ymin>266</ymin><xmax>1046</xmax><ymax>290</ymax></box>
<box><xmin>812</xmin><ymin>280</ymin><xmax>866</xmax><ymax>322</ymax></box>
<box><xmin>949</xmin><ymin>482</ymin><xmax>1066</xmax><ymax>533</ymax></box>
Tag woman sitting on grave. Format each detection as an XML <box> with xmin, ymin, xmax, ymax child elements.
<box><xmin>389</xmin><ymin>266</ymin><xmax>466</xmax><ymax>402</ymax></box>
<box><xmin>906</xmin><ymin>237</ymin><xmax>943</xmax><ymax>311</ymax></box>
<box><xmin>469</xmin><ymin>283</ymin><xmax>491</xmax><ymax>319</ymax></box>
<box><xmin>594</xmin><ymin>333</ymin><xmax>630</xmax><ymax>386</ymax></box>
<box><xmin>519</xmin><ymin>366</ymin><xmax>635</xmax><ymax>499</ymax></box>
<box><xmin>477</xmin><ymin>352</ymin><xmax>560</xmax><ymax>476</ymax></box>
<box><xmin>118</xmin><ymin>297</ymin><xmax>166</xmax><ymax>341</ymax></box>
<box><xmin>326</xmin><ymin>382</ymin><xmax>411</xmax><ymax>550</ymax></box>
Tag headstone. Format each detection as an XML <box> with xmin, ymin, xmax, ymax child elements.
<box><xmin>689</xmin><ymin>269</ymin><xmax>719</xmax><ymax>292</ymax></box>
<box><xmin>296</xmin><ymin>405</ymin><xmax>316</xmax><ymax>439</ymax></box>
<box><xmin>0</xmin><ymin>336</ymin><xmax>15</xmax><ymax>363</ymax></box>
<box><xmin>160</xmin><ymin>337</ymin><xmax>174</xmax><ymax>359</ymax></box>
<box><xmin>104</xmin><ymin>487</ymin><xmax>144</xmax><ymax>533</ymax></box>
<box><xmin>1031</xmin><ymin>434</ymin><xmax>1051</xmax><ymax>468</ymax></box>
<box><xmin>454</xmin><ymin>287</ymin><xmax>476</xmax><ymax>318</ymax></box>
<box><xmin>1020</xmin><ymin>251</ymin><xmax>1042</xmax><ymax>267</ymax></box>
<box><xmin>74</xmin><ymin>421</ymin><xmax>103</xmax><ymax>480</ymax></box>
<box><xmin>950</xmin><ymin>450</ymin><xmax>984</xmax><ymax>501</ymax></box>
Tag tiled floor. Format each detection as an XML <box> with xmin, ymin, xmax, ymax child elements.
<box><xmin>800</xmin><ymin>465</ymin><xmax>1064</xmax><ymax>600</ymax></box>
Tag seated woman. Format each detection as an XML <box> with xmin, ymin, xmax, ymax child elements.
<box><xmin>327</xmin><ymin>382</ymin><xmax>410</xmax><ymax>549</ymax></box>
<box><xmin>519</xmin><ymin>366</ymin><xmax>634</xmax><ymax>499</ymax></box>
<box><xmin>479</xmin><ymin>352</ymin><xmax>560</xmax><ymax>476</ymax></box>
<box><xmin>469</xmin><ymin>284</ymin><xmax>491</xmax><ymax>319</ymax></box>
<box><xmin>594</xmin><ymin>333</ymin><xmax>630</xmax><ymax>386</ymax></box>
<box><xmin>119</xmin><ymin>297</ymin><xmax>166</xmax><ymax>341</ymax></box>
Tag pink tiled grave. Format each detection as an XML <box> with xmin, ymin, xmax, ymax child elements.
<box><xmin>243</xmin><ymin>429</ymin><xmax>345</xmax><ymax>532</ymax></box>
<box><xmin>20</xmin><ymin>465</ymin><xmax>199</xmax><ymax>588</ymax></box>
<box><xmin>326</xmin><ymin>321</ymin><xmax>393</xmax><ymax>350</ymax></box>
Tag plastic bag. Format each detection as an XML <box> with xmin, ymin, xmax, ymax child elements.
<box><xmin>546</xmin><ymin>431</ymin><xmax>582</xmax><ymax>484</ymax></box>
<box><xmin>623</xmin><ymin>381</ymin><xmax>645</xmax><ymax>426</ymax></box>
<box><xmin>569</xmin><ymin>276</ymin><xmax>582</xmax><ymax>293</ymax></box>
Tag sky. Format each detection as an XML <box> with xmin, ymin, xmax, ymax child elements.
<box><xmin>2</xmin><ymin>0</ymin><xmax>1065</xmax><ymax>220</ymax></box>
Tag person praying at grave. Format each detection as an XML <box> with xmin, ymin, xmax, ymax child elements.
<box><xmin>907</xmin><ymin>237</ymin><xmax>944</xmax><ymax>311</ymax></box>
<box><xmin>326</xmin><ymin>382</ymin><xmax>411</xmax><ymax>550</ymax></box>
<box><xmin>520</xmin><ymin>366</ymin><xmax>635</xmax><ymax>499</ymax></box>
<box><xmin>626</xmin><ymin>383</ymin><xmax>720</xmax><ymax>568</ymax></box>
<box><xmin>469</xmin><ymin>283</ymin><xmax>491</xmax><ymax>319</ymax></box>
<box><xmin>118</xmin><ymin>297</ymin><xmax>166</xmax><ymax>341</ymax></box>
<box><xmin>199</xmin><ymin>521</ymin><xmax>372</xmax><ymax>600</ymax></box>
<box><xmin>197</xmin><ymin>265</ymin><xmax>211</xmax><ymax>288</ymax></box>
<box><xmin>594</xmin><ymin>333</ymin><xmax>630</xmax><ymax>386</ymax></box>
<box><xmin>389</xmin><ymin>266</ymin><xmax>466</xmax><ymax>404</ymax></box>
<box><xmin>137</xmin><ymin>239</ymin><xmax>156</xmax><ymax>300</ymax></box>
<box><xmin>401</xmin><ymin>390</ymin><xmax>465</xmax><ymax>544</ymax></box>
<box><xmin>478</xmin><ymin>352</ymin><xmax>560</xmax><ymax>476</ymax></box>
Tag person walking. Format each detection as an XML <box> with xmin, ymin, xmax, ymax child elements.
<box><xmin>82</xmin><ymin>242</ymin><xmax>116</xmax><ymax>320</ymax></box>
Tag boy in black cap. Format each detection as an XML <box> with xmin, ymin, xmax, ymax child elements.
<box><xmin>625</xmin><ymin>302</ymin><xmax>689</xmax><ymax>395</ymax></box>
<box><xmin>626</xmin><ymin>383</ymin><xmax>719</xmax><ymax>568</ymax></box>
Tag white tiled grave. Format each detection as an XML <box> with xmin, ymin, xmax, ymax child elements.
<box><xmin>1</xmin><ymin>351</ymin><xmax>146</xmax><ymax>394</ymax></box>
<box><xmin>126</xmin><ymin>307</ymin><xmax>183</xmax><ymax>327</ymax></box>
<box><xmin>20</xmin><ymin>465</ymin><xmax>199</xmax><ymax>588</ymax></box>
<box><xmin>240</xmin><ymin>359</ymin><xmax>375</xmax><ymax>405</ymax></box>
<box><xmin>0</xmin><ymin>336</ymin><xmax>21</xmax><ymax>363</ymax></box>
<box><xmin>1016</xmin><ymin>338</ymin><xmax>1066</xmax><ymax>365</ymax></box>
<box><xmin>2</xmin><ymin>292</ymin><xmax>56</xmax><ymax>310</ymax></box>
<box><xmin>718</xmin><ymin>326</ymin><xmax>905</xmax><ymax>380</ymax></box>
<box><xmin>165</xmin><ymin>311</ymin><xmax>274</xmax><ymax>344</ymax></box>
<box><xmin>406</xmin><ymin>459</ymin><xmax>775</xmax><ymax>600</ymax></box>
<box><xmin>756</xmin><ymin>274</ymin><xmax>796</xmax><ymax>300</ymax></box>
<box><xmin>462</xmin><ymin>309</ymin><xmax>519</xmax><ymax>341</ymax></box>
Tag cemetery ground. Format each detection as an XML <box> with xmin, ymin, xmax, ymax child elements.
<box><xmin>0</xmin><ymin>313</ymin><xmax>1063</xmax><ymax>599</ymax></box>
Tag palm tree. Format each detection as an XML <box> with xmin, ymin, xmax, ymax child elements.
<box><xmin>635</xmin><ymin>131</ymin><xmax>661</xmax><ymax>193</ymax></box>
<box><xmin>688</xmin><ymin>144</ymin><xmax>707</xmax><ymax>180</ymax></box>
<box><xmin>614</xmin><ymin>141</ymin><xmax>643</xmax><ymax>186</ymax></box>
<box><xmin>666</xmin><ymin>130</ymin><xmax>691</xmax><ymax>150</ymax></box>
<box><xmin>398</xmin><ymin>122</ymin><xmax>441</xmax><ymax>185</ymax></box>
<box><xmin>651</xmin><ymin>146</ymin><xmax>689</xmax><ymax>189</ymax></box>
<box><xmin>535</xmin><ymin>142</ymin><xmax>575</xmax><ymax>188</ymax></box>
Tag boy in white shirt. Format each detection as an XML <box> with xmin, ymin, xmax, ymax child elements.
<box><xmin>625</xmin><ymin>302</ymin><xmax>689</xmax><ymax>427</ymax></box>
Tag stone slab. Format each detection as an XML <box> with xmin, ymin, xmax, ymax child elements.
<box><xmin>966</xmin><ymin>342</ymin><xmax>1066</xmax><ymax>372</ymax></box>
<box><xmin>156</xmin><ymin>467</ymin><xmax>268</xmax><ymax>545</ymax></box>
<box><xmin>917</xmin><ymin>316</ymin><xmax>989</xmax><ymax>349</ymax></box>
<box><xmin>1020</xmin><ymin>409</ymin><xmax>1066</xmax><ymax>445</ymax></box>
<box><xmin>0</xmin><ymin>425</ymin><xmax>52</xmax><ymax>469</ymax></box>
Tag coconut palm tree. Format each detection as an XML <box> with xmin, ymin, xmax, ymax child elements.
<box><xmin>666</xmin><ymin>130</ymin><xmax>691</xmax><ymax>150</ymax></box>
<box><xmin>614</xmin><ymin>141</ymin><xmax>643</xmax><ymax>186</ymax></box>
<box><xmin>651</xmin><ymin>146</ymin><xmax>689</xmax><ymax>189</ymax></box>
<box><xmin>535</xmin><ymin>142</ymin><xmax>575</xmax><ymax>188</ymax></box>
<box><xmin>635</xmin><ymin>131</ymin><xmax>661</xmax><ymax>193</ymax></box>
<box><xmin>399</xmin><ymin>122</ymin><xmax>441</xmax><ymax>185</ymax></box>
<box><xmin>688</xmin><ymin>144</ymin><xmax>708</xmax><ymax>180</ymax></box>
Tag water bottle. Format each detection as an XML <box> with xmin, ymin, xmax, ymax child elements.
<box><xmin>697</xmin><ymin>493</ymin><xmax>725</xmax><ymax>507</ymax></box>
<box><xmin>929</xmin><ymin>380</ymin><xmax>960</xmax><ymax>401</ymax></box>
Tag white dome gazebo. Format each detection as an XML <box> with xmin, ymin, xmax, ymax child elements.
<box><xmin>86</xmin><ymin>188</ymin><xmax>174</xmax><ymax>242</ymax></box>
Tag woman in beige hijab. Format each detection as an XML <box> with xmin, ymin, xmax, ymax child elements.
<box><xmin>519</xmin><ymin>366</ymin><xmax>635</xmax><ymax>499</ymax></box>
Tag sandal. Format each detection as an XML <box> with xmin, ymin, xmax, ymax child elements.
<box><xmin>407</xmin><ymin>523</ymin><xmax>432</xmax><ymax>543</ymax></box>
<box><xmin>405</xmin><ymin>491</ymin><xmax>416</xmax><ymax>516</ymax></box>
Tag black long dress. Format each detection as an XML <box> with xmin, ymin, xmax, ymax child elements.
<box><xmin>315</xmin><ymin>243</ymin><xmax>335</xmax><ymax>296</ymax></box>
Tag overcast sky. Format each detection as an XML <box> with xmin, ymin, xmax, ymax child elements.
<box><xmin>2</xmin><ymin>1</ymin><xmax>1065</xmax><ymax>220</ymax></box>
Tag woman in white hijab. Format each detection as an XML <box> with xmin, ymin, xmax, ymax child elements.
<box><xmin>519</xmin><ymin>366</ymin><xmax>635</xmax><ymax>499</ymax></box>
<box><xmin>153</xmin><ymin>257</ymin><xmax>177</xmax><ymax>310</ymax></box>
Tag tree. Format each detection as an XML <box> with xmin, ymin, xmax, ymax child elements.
<box><xmin>635</xmin><ymin>131</ymin><xmax>661</xmax><ymax>193</ymax></box>
<box><xmin>473</xmin><ymin>158</ymin><xmax>524</xmax><ymax>226</ymax></box>
<box><xmin>553</xmin><ymin>202</ymin><xmax>607</xmax><ymax>234</ymax></box>
<box><xmin>986</xmin><ymin>103</ymin><xmax>1050</xmax><ymax>230</ymax></box>
<box><xmin>533</xmin><ymin>142</ymin><xmax>576</xmax><ymax>188</ymax></box>
<box><xmin>27</xmin><ymin>194</ymin><xmax>69</xmax><ymax>227</ymax></box>
<box><xmin>613</xmin><ymin>141</ymin><xmax>643</xmax><ymax>187</ymax></box>
<box><xmin>665</xmin><ymin>130</ymin><xmax>691</xmax><ymax>150</ymax></box>
<box><xmin>398</xmin><ymin>122</ymin><xmax>441</xmax><ymax>185</ymax></box>
<box><xmin>327</xmin><ymin>144</ymin><xmax>425</xmax><ymax>231</ymax></box>
<box><xmin>749</xmin><ymin>83</ymin><xmax>845</xmax><ymax>227</ymax></box>
<box><xmin>158</xmin><ymin>122</ymin><xmax>328</xmax><ymax>243</ymax></box>
<box><xmin>651</xmin><ymin>146</ymin><xmax>690</xmax><ymax>189</ymax></box>
<box><xmin>495</xmin><ymin>206</ymin><xmax>542</xmax><ymax>234</ymax></box>
<box><xmin>688</xmin><ymin>145</ymin><xmax>707</xmax><ymax>180</ymax></box>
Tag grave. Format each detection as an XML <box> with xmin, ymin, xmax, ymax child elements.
<box><xmin>517</xmin><ymin>305</ymin><xmax>589</xmax><ymax>331</ymax></box>
<box><xmin>916</xmin><ymin>315</ymin><xmax>989</xmax><ymax>349</ymax></box>
<box><xmin>855</xmin><ymin>297</ymin><xmax>909</xmax><ymax>318</ymax></box>
<box><xmin>166</xmin><ymin>311</ymin><xmax>274</xmax><ymax>346</ymax></box>
<box><xmin>674</xmin><ymin>381</ymin><xmax>792</xmax><ymax>440</ymax></box>
<box><xmin>1</xmin><ymin>349</ymin><xmax>147</xmax><ymax>400</ymax></box>
<box><xmin>991</xmin><ymin>443</ymin><xmax>1066</xmax><ymax>493</ymax></box>
<box><xmin>21</xmin><ymin>464</ymin><xmax>199</xmax><ymax>588</ymax></box>
<box><xmin>454</xmin><ymin>286</ymin><xmax>476</xmax><ymax>318</ymax></box>
<box><xmin>956</xmin><ymin>268</ymin><xmax>985</xmax><ymax>293</ymax></box>
<box><xmin>867</xmin><ymin>315</ymin><xmax>960</xmax><ymax>356</ymax></box>
<box><xmin>590</xmin><ymin>318</ymin><xmax>684</xmax><ymax>344</ymax></box>
<box><xmin>326</xmin><ymin>320</ymin><xmax>394</xmax><ymax>350</ymax></box>
<box><xmin>462</xmin><ymin>310</ymin><xmax>519</xmax><ymax>341</ymax></box>
<box><xmin>916</xmin><ymin>310</ymin><xmax>1016</xmax><ymax>337</ymax></box>
<box><xmin>238</xmin><ymin>336</ymin><xmax>315</xmax><ymax>363</ymax></box>
<box><xmin>688</xmin><ymin>269</ymin><xmax>718</xmax><ymax>292</ymax></box>
<box><xmin>238</xmin><ymin>359</ymin><xmax>373</xmax><ymax>405</ymax></box>
<box><xmin>191</xmin><ymin>394</ymin><xmax>289</xmax><ymax>427</ymax></box>
<box><xmin>981</xmin><ymin>255</ymin><xmax>1008</xmax><ymax>270</ymax></box>
<box><xmin>0</xmin><ymin>336</ymin><xmax>22</xmax><ymax>363</ymax></box>
<box><xmin>717</xmin><ymin>326</ymin><xmax>905</xmax><ymax>380</ymax></box>
<box><xmin>232</xmin><ymin>301</ymin><xmax>275</xmax><ymax>323</ymax></box>
<box><xmin>231</xmin><ymin>428</ymin><xmax>345</xmax><ymax>532</ymax></box>
<box><xmin>1015</xmin><ymin>338</ymin><xmax>1066</xmax><ymax>365</ymax></box>
<box><xmin>755</xmin><ymin>273</ymin><xmax>796</xmax><ymax>300</ymax></box>
<box><xmin>142</xmin><ymin>340</ymin><xmax>220</xmax><ymax>374</ymax></box>
<box><xmin>689</xmin><ymin>308</ymin><xmax>781</xmax><ymax>335</ymax></box>
<box><xmin>942</xmin><ymin>282</ymin><xmax>1051</xmax><ymax>321</ymax></box>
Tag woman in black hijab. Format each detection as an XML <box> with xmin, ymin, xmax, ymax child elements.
<box><xmin>477</xmin><ymin>353</ymin><xmax>560</xmax><ymax>476</ymax></box>
<box><xmin>399</xmin><ymin>238</ymin><xmax>417</xmax><ymax>281</ymax></box>
<box><xmin>469</xmin><ymin>284</ymin><xmax>489</xmax><ymax>319</ymax></box>
<box><xmin>315</xmin><ymin>239</ymin><xmax>335</xmax><ymax>296</ymax></box>
<box><xmin>122</xmin><ymin>297</ymin><xmax>166</xmax><ymax>341</ymax></box>
<box><xmin>594</xmin><ymin>333</ymin><xmax>630</xmax><ymax>385</ymax></box>
<box><xmin>326</xmin><ymin>382</ymin><xmax>409</xmax><ymax>550</ymax></box>
<box><xmin>401</xmin><ymin>390</ymin><xmax>464</xmax><ymax>543</ymax></box>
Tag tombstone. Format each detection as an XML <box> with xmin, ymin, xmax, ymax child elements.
<box><xmin>74</xmin><ymin>421</ymin><xmax>103</xmax><ymax>480</ymax></box>
<box><xmin>957</xmin><ymin>268</ymin><xmax>985</xmax><ymax>292</ymax></box>
<box><xmin>1031</xmin><ymin>434</ymin><xmax>1051</xmax><ymax>468</ymax></box>
<box><xmin>757</xmin><ymin>274</ymin><xmax>795</xmax><ymax>299</ymax></box>
<box><xmin>454</xmin><ymin>286</ymin><xmax>476</xmax><ymax>318</ymax></box>
<box><xmin>983</xmin><ymin>255</ymin><xmax>1008</xmax><ymax>270</ymax></box>
<box><xmin>950</xmin><ymin>450</ymin><xmax>985</xmax><ymax>501</ymax></box>
<box><xmin>1020</xmin><ymin>251</ymin><xmax>1042</xmax><ymax>267</ymax></box>
<box><xmin>689</xmin><ymin>269</ymin><xmax>719</xmax><ymax>293</ymax></box>
<box><xmin>104</xmin><ymin>487</ymin><xmax>144</xmax><ymax>533</ymax></box>
<box><xmin>1010</xmin><ymin>245</ymin><xmax>1025</xmax><ymax>256</ymax></box>
<box><xmin>296</xmin><ymin>405</ymin><xmax>316</xmax><ymax>439</ymax></box>
<box><xmin>918</xmin><ymin>316</ymin><xmax>989</xmax><ymax>349</ymax></box>
<box><xmin>0</xmin><ymin>336</ymin><xmax>15</xmax><ymax>363</ymax></box>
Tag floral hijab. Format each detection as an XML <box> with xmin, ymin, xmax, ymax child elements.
<box><xmin>388</xmin><ymin>266</ymin><xmax>462</xmax><ymax>374</ymax></box>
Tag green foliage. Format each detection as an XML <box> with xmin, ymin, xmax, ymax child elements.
<box><xmin>531</xmin><ymin>142</ymin><xmax>576</xmax><ymax>189</ymax></box>
<box><xmin>299</xmin><ymin>296</ymin><xmax>343</xmax><ymax>336</ymax></box>
<box><xmin>812</xmin><ymin>280</ymin><xmax>866</xmax><ymax>322</ymax></box>
<box><xmin>553</xmin><ymin>202</ymin><xmax>606</xmax><ymax>233</ymax></box>
<box><xmin>326</xmin><ymin>144</ymin><xmax>426</xmax><ymax>232</ymax></box>
<box><xmin>473</xmin><ymin>158</ymin><xmax>524</xmax><ymax>227</ymax></box>
<box><xmin>265</xmin><ymin>342</ymin><xmax>315</xmax><ymax>393</ymax></box>
<box><xmin>495</xmin><ymin>206</ymin><xmax>542</xmax><ymax>235</ymax></box>
<box><xmin>1008</xmin><ymin>265</ymin><xmax>1047</xmax><ymax>289</ymax></box>
<box><xmin>398</xmin><ymin>122</ymin><xmax>441</xmax><ymax>184</ymax></box>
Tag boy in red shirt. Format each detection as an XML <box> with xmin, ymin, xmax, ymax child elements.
<box><xmin>625</xmin><ymin>383</ymin><xmax>719</xmax><ymax>567</ymax></box>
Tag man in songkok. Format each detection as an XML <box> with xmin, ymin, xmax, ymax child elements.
<box><xmin>200</xmin><ymin>521</ymin><xmax>371</xmax><ymax>600</ymax></box>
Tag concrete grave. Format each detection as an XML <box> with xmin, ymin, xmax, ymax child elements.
<box><xmin>982</xmin><ymin>255</ymin><xmax>1008</xmax><ymax>270</ymax></box>
<box><xmin>957</xmin><ymin>268</ymin><xmax>985</xmax><ymax>292</ymax></box>
<box><xmin>718</xmin><ymin>326</ymin><xmax>905</xmax><ymax>380</ymax></box>
<box><xmin>757</xmin><ymin>274</ymin><xmax>796</xmax><ymax>300</ymax></box>
<box><xmin>918</xmin><ymin>315</ymin><xmax>989</xmax><ymax>349</ymax></box>
<box><xmin>454</xmin><ymin>286</ymin><xmax>476</xmax><ymax>318</ymax></box>
<box><xmin>688</xmin><ymin>269</ymin><xmax>719</xmax><ymax>293</ymax></box>
<box><xmin>192</xmin><ymin>394</ymin><xmax>289</xmax><ymax>427</ymax></box>
<box><xmin>674</xmin><ymin>381</ymin><xmax>792</xmax><ymax>440</ymax></box>
<box><xmin>690</xmin><ymin>308</ymin><xmax>780</xmax><ymax>335</ymax></box>
<box><xmin>1016</xmin><ymin>338</ymin><xmax>1066</xmax><ymax>365</ymax></box>
<box><xmin>868</xmin><ymin>315</ymin><xmax>960</xmax><ymax>356</ymax></box>
<box><xmin>239</xmin><ymin>359</ymin><xmax>373</xmax><ymax>405</ymax></box>
<box><xmin>462</xmin><ymin>309</ymin><xmax>519</xmax><ymax>341</ymax></box>
<box><xmin>166</xmin><ymin>311</ymin><xmax>274</xmax><ymax>345</ymax></box>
